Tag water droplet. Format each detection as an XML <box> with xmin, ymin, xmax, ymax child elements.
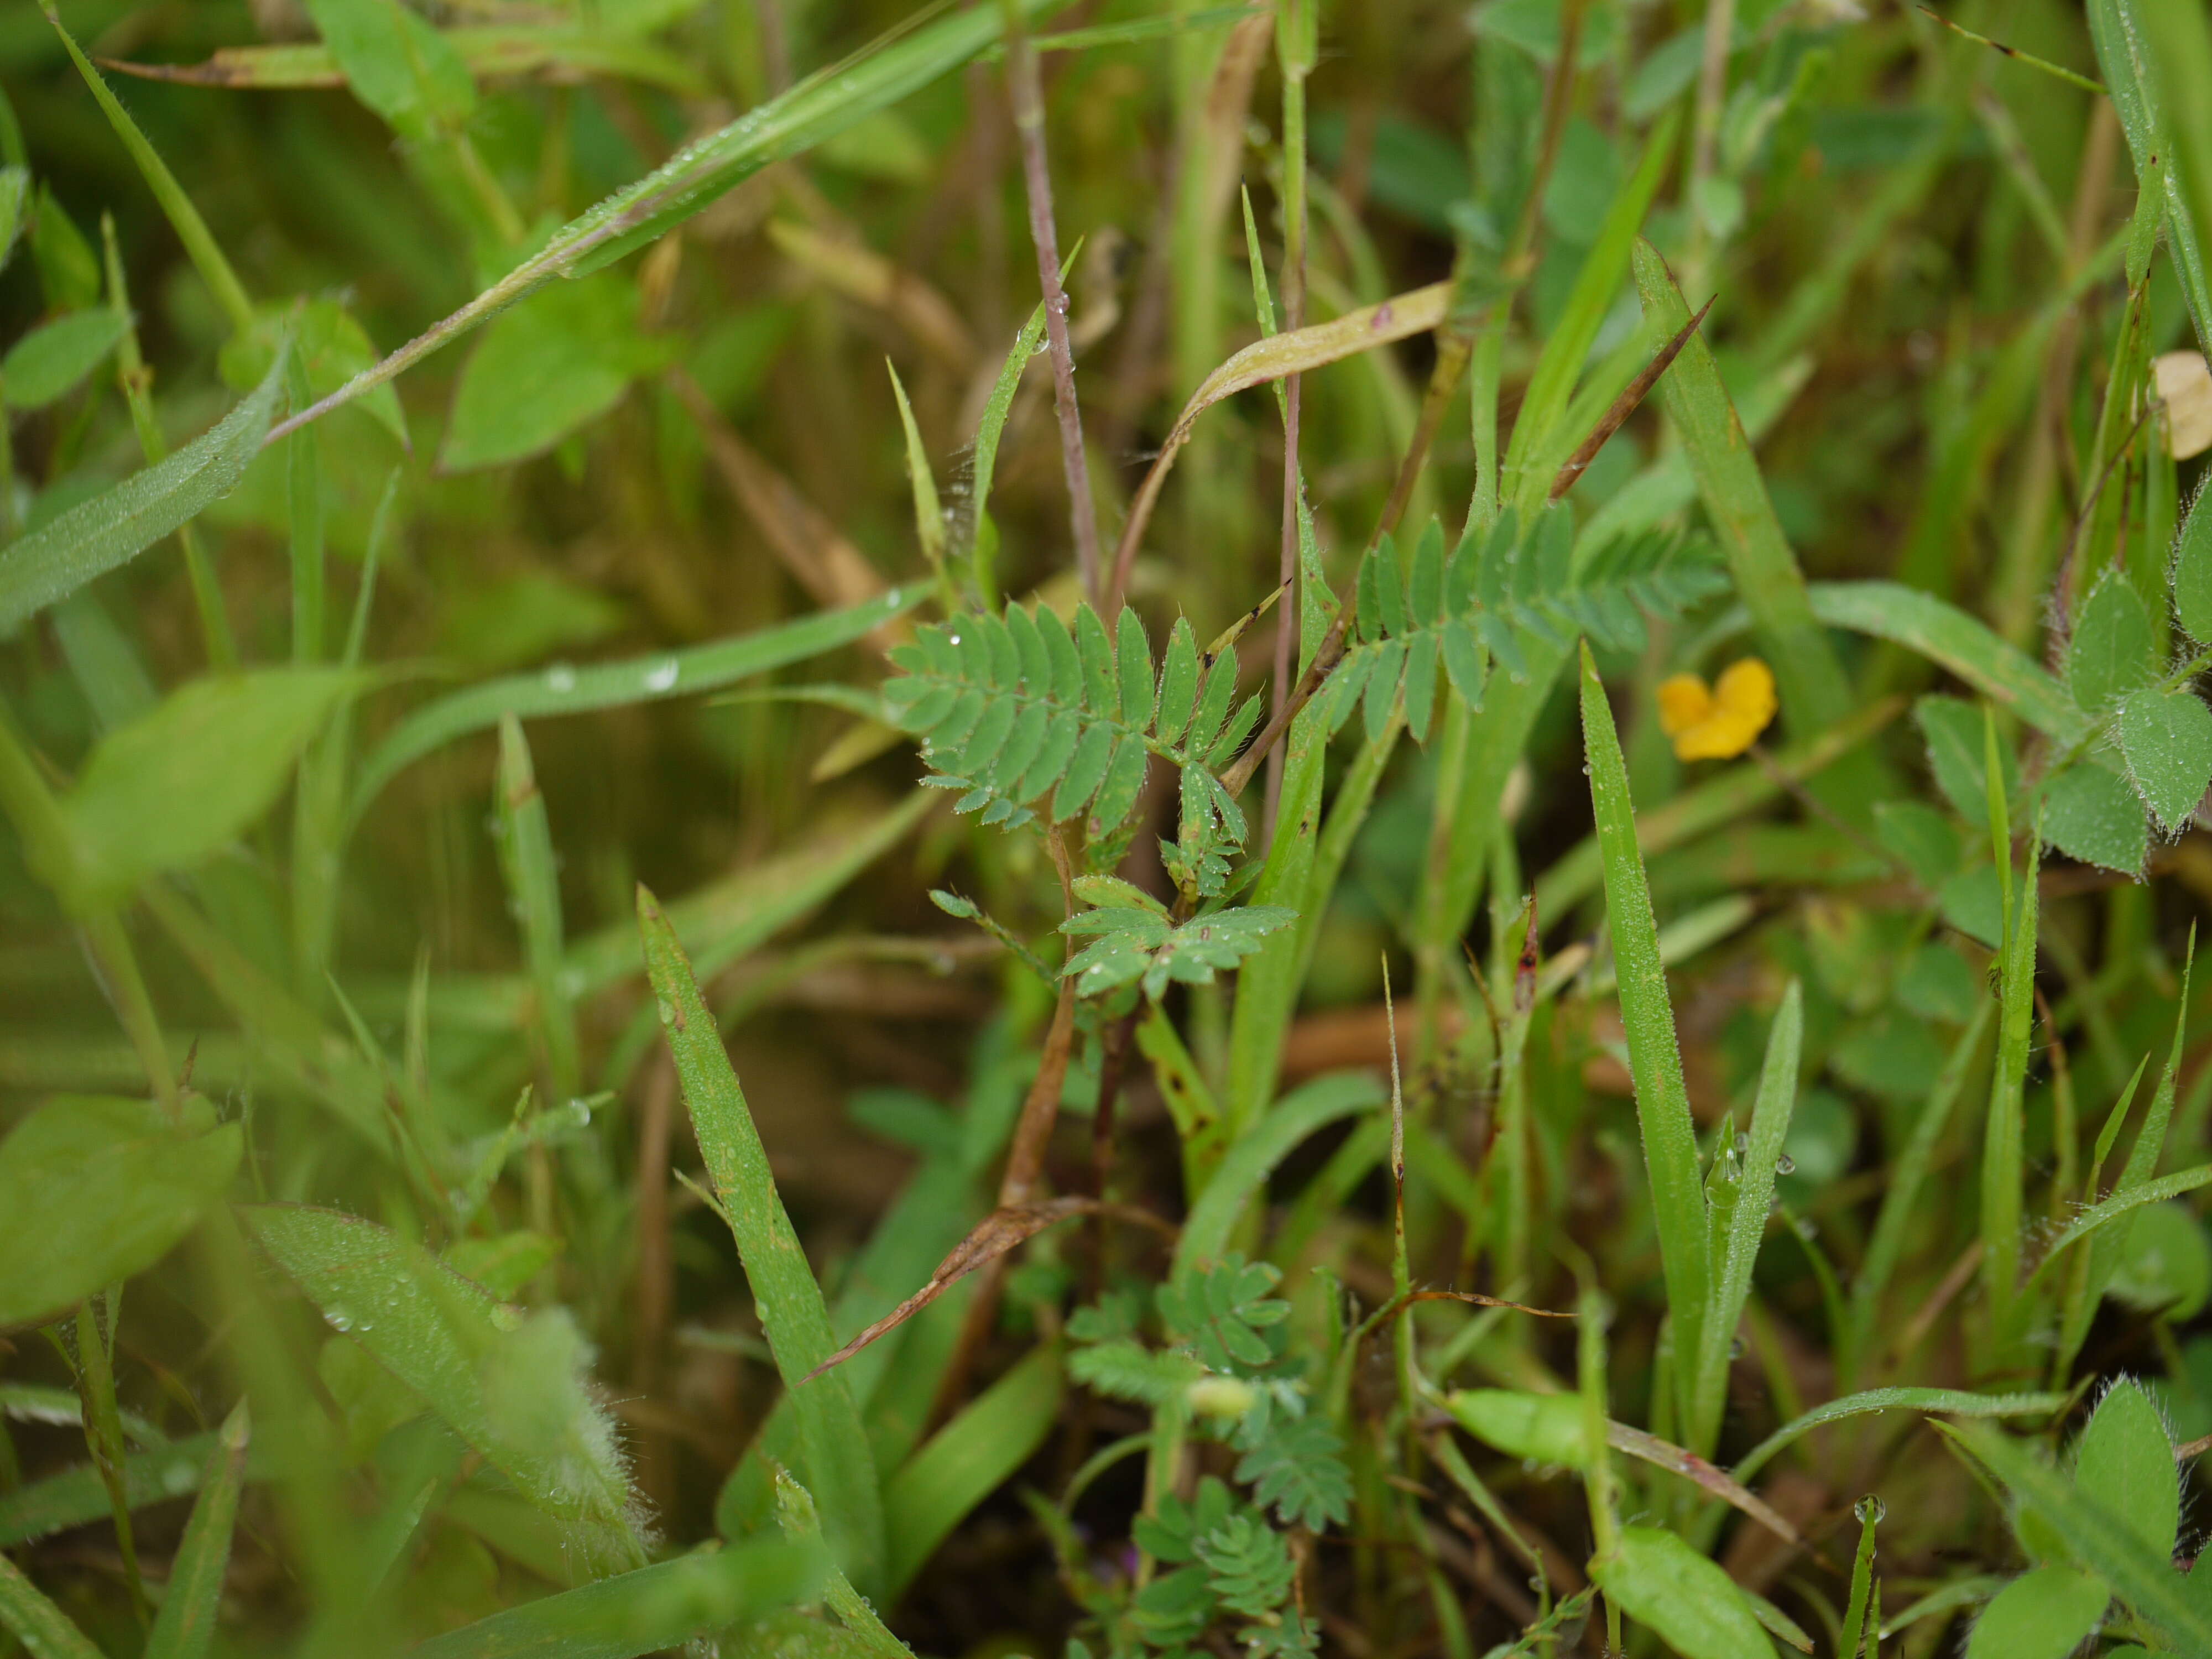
<box><xmin>1853</xmin><ymin>1494</ymin><xmax>1886</xmax><ymax>1526</ymax></box>
<box><xmin>325</xmin><ymin>1308</ymin><xmax>355</xmax><ymax>1332</ymax></box>
<box><xmin>1794</xmin><ymin>1217</ymin><xmax>1818</xmax><ymax>1240</ymax></box>
<box><xmin>1734</xmin><ymin>1130</ymin><xmax>1750</xmax><ymax>1157</ymax></box>
<box><xmin>656</xmin><ymin>997</ymin><xmax>676</xmax><ymax>1026</ymax></box>
<box><xmin>1774</xmin><ymin>1152</ymin><xmax>1796</xmax><ymax>1176</ymax></box>
<box><xmin>565</xmin><ymin>1098</ymin><xmax>593</xmax><ymax>1128</ymax></box>
<box><xmin>1729</xmin><ymin>1335</ymin><xmax>1747</xmax><ymax>1359</ymax></box>
<box><xmin>163</xmin><ymin>1460</ymin><xmax>197</xmax><ymax>1494</ymax></box>
<box><xmin>644</xmin><ymin>659</ymin><xmax>680</xmax><ymax>693</ymax></box>
<box><xmin>546</xmin><ymin>664</ymin><xmax>577</xmax><ymax>693</ymax></box>
<box><xmin>885</xmin><ymin>587</ymin><xmax>901</xmax><ymax>604</ymax></box>
<box><xmin>947</xmin><ymin>632</ymin><xmax>962</xmax><ymax>645</ymax></box>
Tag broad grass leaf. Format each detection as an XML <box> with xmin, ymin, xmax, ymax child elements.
<box><xmin>408</xmin><ymin>1538</ymin><xmax>827</xmax><ymax>1659</ymax></box>
<box><xmin>882</xmin><ymin>1345</ymin><xmax>1060</xmax><ymax>1595</ymax></box>
<box><xmin>440</xmin><ymin>274</ymin><xmax>662</xmax><ymax>472</ymax></box>
<box><xmin>2175</xmin><ymin>487</ymin><xmax>2212</xmax><ymax>645</ymax></box>
<box><xmin>2073</xmin><ymin>1379</ymin><xmax>2179</xmax><ymax>1559</ymax></box>
<box><xmin>637</xmin><ymin>890</ymin><xmax>884</xmax><ymax>1594</ymax></box>
<box><xmin>2</xmin><ymin>309</ymin><xmax>129</xmax><ymax>410</ymax></box>
<box><xmin>58</xmin><ymin>667</ymin><xmax>366</xmax><ymax>909</ymax></box>
<box><xmin>0</xmin><ymin>346</ymin><xmax>285</xmax><ymax>635</ymax></box>
<box><xmin>244</xmin><ymin>1205</ymin><xmax>640</xmax><ymax>1567</ymax></box>
<box><xmin>1443</xmin><ymin>1390</ymin><xmax>1589</xmax><ymax>1468</ymax></box>
<box><xmin>1808</xmin><ymin>582</ymin><xmax>2091</xmax><ymax>745</ymax></box>
<box><xmin>2043</xmin><ymin>762</ymin><xmax>2150</xmax><ymax>873</ymax></box>
<box><xmin>144</xmin><ymin>1404</ymin><xmax>248</xmax><ymax>1659</ymax></box>
<box><xmin>1589</xmin><ymin>1526</ymin><xmax>1768</xmax><ymax>1659</ymax></box>
<box><xmin>2117</xmin><ymin>686</ymin><xmax>2212</xmax><ymax>830</ymax></box>
<box><xmin>0</xmin><ymin>1097</ymin><xmax>241</xmax><ymax>1329</ymax></box>
<box><xmin>2090</xmin><ymin>0</ymin><xmax>2211</xmax><ymax>351</ymax></box>
<box><xmin>303</xmin><ymin>0</ymin><xmax>474</xmax><ymax>141</ymax></box>
<box><xmin>1962</xmin><ymin>1566</ymin><xmax>2109</xmax><ymax>1659</ymax></box>
<box><xmin>352</xmin><ymin>588</ymin><xmax>919</xmax><ymax>812</ymax></box>
<box><xmin>0</xmin><ymin>1430</ymin><xmax>239</xmax><ymax>1548</ymax></box>
<box><xmin>2066</xmin><ymin>575</ymin><xmax>2159</xmax><ymax>713</ymax></box>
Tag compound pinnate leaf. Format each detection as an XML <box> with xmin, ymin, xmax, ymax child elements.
<box><xmin>1963</xmin><ymin>1566</ymin><xmax>2110</xmax><ymax>1659</ymax></box>
<box><xmin>1589</xmin><ymin>1527</ymin><xmax>1769</xmax><ymax>1659</ymax></box>
<box><xmin>1157</xmin><ymin>1256</ymin><xmax>1288</xmax><ymax>1372</ymax></box>
<box><xmin>1062</xmin><ymin>905</ymin><xmax>1295</xmax><ymax>1002</ymax></box>
<box><xmin>1234</xmin><ymin>1412</ymin><xmax>1349</xmax><ymax>1531</ymax></box>
<box><xmin>0</xmin><ymin>1097</ymin><xmax>240</xmax><ymax>1329</ymax></box>
<box><xmin>2072</xmin><ymin>1379</ymin><xmax>2179</xmax><ymax>1560</ymax></box>
<box><xmin>2118</xmin><ymin>685</ymin><xmax>2212</xmax><ymax>830</ymax></box>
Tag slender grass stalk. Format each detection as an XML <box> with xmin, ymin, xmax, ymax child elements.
<box><xmin>998</xmin><ymin>0</ymin><xmax>1101</xmax><ymax>605</ymax></box>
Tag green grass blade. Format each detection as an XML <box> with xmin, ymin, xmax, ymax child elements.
<box><xmin>276</xmin><ymin>0</ymin><xmax>1072</xmax><ymax>439</ymax></box>
<box><xmin>2091</xmin><ymin>0</ymin><xmax>2212</xmax><ymax>350</ymax></box>
<box><xmin>1980</xmin><ymin>839</ymin><xmax>2037</xmax><ymax>1342</ymax></box>
<box><xmin>566</xmin><ymin>791</ymin><xmax>931</xmax><ymax>1002</ymax></box>
<box><xmin>1691</xmin><ymin>980</ymin><xmax>1798</xmax><ymax>1457</ymax></box>
<box><xmin>1579</xmin><ymin>641</ymin><xmax>1710</xmax><ymax>1412</ymax></box>
<box><xmin>409</xmin><ymin>1538</ymin><xmax>828</xmax><ymax>1659</ymax></box>
<box><xmin>1848</xmin><ymin>999</ymin><xmax>1994</xmax><ymax>1373</ymax></box>
<box><xmin>1177</xmin><ymin>1073</ymin><xmax>1387</xmax><ymax>1272</ymax></box>
<box><xmin>638</xmin><ymin>888</ymin><xmax>885</xmax><ymax>1594</ymax></box>
<box><xmin>144</xmin><ymin>1404</ymin><xmax>249</xmax><ymax>1659</ymax></box>
<box><xmin>882</xmin><ymin>1344</ymin><xmax>1061</xmax><ymax>1596</ymax></box>
<box><xmin>495</xmin><ymin>717</ymin><xmax>580</xmax><ymax>1099</ymax></box>
<box><xmin>1950</xmin><ymin>1421</ymin><xmax>2212</xmax><ymax>1652</ymax></box>
<box><xmin>1803</xmin><ymin>582</ymin><xmax>2090</xmax><ymax>745</ymax></box>
<box><xmin>42</xmin><ymin>6</ymin><xmax>253</xmax><ymax>335</ymax></box>
<box><xmin>1533</xmin><ymin>697</ymin><xmax>1898</xmax><ymax>924</ymax></box>
<box><xmin>0</xmin><ymin>1430</ymin><xmax>238</xmax><ymax>1548</ymax></box>
<box><xmin>1504</xmin><ymin>108</ymin><xmax>1678</xmax><ymax>515</ymax></box>
<box><xmin>1731</xmin><ymin>1388</ymin><xmax>2067</xmax><ymax>1486</ymax></box>
<box><xmin>1631</xmin><ymin>241</ymin><xmax>1863</xmax><ymax>797</ymax></box>
<box><xmin>0</xmin><ymin>1553</ymin><xmax>103</xmax><ymax>1659</ymax></box>
<box><xmin>352</xmin><ymin>587</ymin><xmax>919</xmax><ymax>814</ymax></box>
<box><xmin>0</xmin><ymin>347</ymin><xmax>285</xmax><ymax>635</ymax></box>
<box><xmin>773</xmin><ymin>1467</ymin><xmax>912</xmax><ymax>1656</ymax></box>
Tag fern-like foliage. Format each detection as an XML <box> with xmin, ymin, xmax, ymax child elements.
<box><xmin>1060</xmin><ymin>878</ymin><xmax>1296</xmax><ymax>1003</ymax></box>
<box><xmin>1068</xmin><ymin>1337</ymin><xmax>1204</xmax><ymax>1405</ymax></box>
<box><xmin>883</xmin><ymin>602</ymin><xmax>1264</xmax><ymax>838</ymax></box>
<box><xmin>1156</xmin><ymin>1254</ymin><xmax>1291</xmax><ymax>1372</ymax></box>
<box><xmin>1234</xmin><ymin>1411</ymin><xmax>1352</xmax><ymax>1531</ymax></box>
<box><xmin>1195</xmin><ymin>1514</ymin><xmax>1296</xmax><ymax>1618</ymax></box>
<box><xmin>1328</xmin><ymin>508</ymin><xmax>1729</xmax><ymax>744</ymax></box>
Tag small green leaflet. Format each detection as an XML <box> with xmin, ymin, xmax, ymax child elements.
<box><xmin>2</xmin><ymin>309</ymin><xmax>130</xmax><ymax>409</ymax></box>
<box><xmin>2118</xmin><ymin>685</ymin><xmax>2212</xmax><ymax>830</ymax></box>
<box><xmin>1061</xmin><ymin>904</ymin><xmax>1296</xmax><ymax>1001</ymax></box>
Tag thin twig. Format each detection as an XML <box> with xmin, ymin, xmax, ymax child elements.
<box><xmin>1001</xmin><ymin>0</ymin><xmax>1104</xmax><ymax>606</ymax></box>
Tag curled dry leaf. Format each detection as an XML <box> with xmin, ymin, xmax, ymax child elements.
<box><xmin>2154</xmin><ymin>350</ymin><xmax>2212</xmax><ymax>460</ymax></box>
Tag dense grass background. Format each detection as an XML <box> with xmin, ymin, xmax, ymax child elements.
<box><xmin>3</xmin><ymin>0</ymin><xmax>2212</xmax><ymax>1655</ymax></box>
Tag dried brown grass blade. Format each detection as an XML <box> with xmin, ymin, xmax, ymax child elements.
<box><xmin>1106</xmin><ymin>279</ymin><xmax>1453</xmax><ymax>610</ymax></box>
<box><xmin>1548</xmin><ymin>296</ymin><xmax>1713</xmax><ymax>503</ymax></box>
<box><xmin>800</xmin><ymin>1196</ymin><xmax>1171</xmax><ymax>1382</ymax></box>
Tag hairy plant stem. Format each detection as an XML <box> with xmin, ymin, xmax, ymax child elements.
<box><xmin>1000</xmin><ymin>0</ymin><xmax>1103</xmax><ymax>606</ymax></box>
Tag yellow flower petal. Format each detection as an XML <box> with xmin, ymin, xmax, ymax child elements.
<box><xmin>1657</xmin><ymin>674</ymin><xmax>1715</xmax><ymax>737</ymax></box>
<box><xmin>1670</xmin><ymin>658</ymin><xmax>1777</xmax><ymax>761</ymax></box>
